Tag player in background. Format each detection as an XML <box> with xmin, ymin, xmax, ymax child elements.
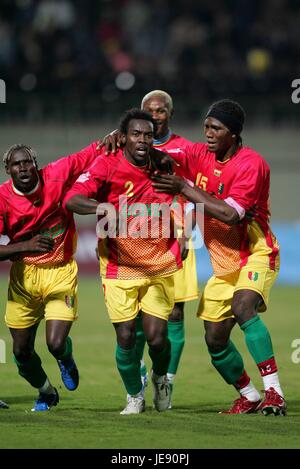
<box><xmin>99</xmin><ymin>90</ymin><xmax>199</xmax><ymax>408</ymax></box>
<box><xmin>152</xmin><ymin>99</ymin><xmax>286</xmax><ymax>416</ymax></box>
<box><xmin>0</xmin><ymin>143</ymin><xmax>99</xmax><ymax>411</ymax></box>
<box><xmin>65</xmin><ymin>109</ymin><xmax>186</xmax><ymax>415</ymax></box>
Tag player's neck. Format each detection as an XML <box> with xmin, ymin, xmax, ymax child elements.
<box><xmin>216</xmin><ymin>143</ymin><xmax>240</xmax><ymax>163</ymax></box>
<box><xmin>153</xmin><ymin>129</ymin><xmax>172</xmax><ymax>146</ymax></box>
<box><xmin>12</xmin><ymin>176</ymin><xmax>40</xmax><ymax>195</ymax></box>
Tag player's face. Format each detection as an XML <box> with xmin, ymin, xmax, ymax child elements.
<box><xmin>142</xmin><ymin>97</ymin><xmax>172</xmax><ymax>139</ymax></box>
<box><xmin>204</xmin><ymin>117</ymin><xmax>235</xmax><ymax>155</ymax></box>
<box><xmin>6</xmin><ymin>150</ymin><xmax>39</xmax><ymax>193</ymax></box>
<box><xmin>124</xmin><ymin>119</ymin><xmax>154</xmax><ymax>166</ymax></box>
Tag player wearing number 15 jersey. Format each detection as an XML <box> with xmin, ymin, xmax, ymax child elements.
<box><xmin>152</xmin><ymin>99</ymin><xmax>286</xmax><ymax>416</ymax></box>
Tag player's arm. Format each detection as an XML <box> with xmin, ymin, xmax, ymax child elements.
<box><xmin>63</xmin><ymin>157</ymin><xmax>107</xmax><ymax>215</ymax></box>
<box><xmin>0</xmin><ymin>235</ymin><xmax>54</xmax><ymax>261</ymax></box>
<box><xmin>65</xmin><ymin>195</ymin><xmax>98</xmax><ymax>215</ymax></box>
<box><xmin>152</xmin><ymin>174</ymin><xmax>240</xmax><ymax>225</ymax></box>
<box><xmin>97</xmin><ymin>129</ymin><xmax>123</xmax><ymax>154</ymax></box>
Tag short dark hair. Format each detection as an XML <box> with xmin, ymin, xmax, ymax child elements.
<box><xmin>206</xmin><ymin>99</ymin><xmax>246</xmax><ymax>139</ymax></box>
<box><xmin>119</xmin><ymin>108</ymin><xmax>156</xmax><ymax>135</ymax></box>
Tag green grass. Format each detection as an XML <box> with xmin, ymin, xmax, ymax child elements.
<box><xmin>0</xmin><ymin>277</ymin><xmax>299</xmax><ymax>449</ymax></box>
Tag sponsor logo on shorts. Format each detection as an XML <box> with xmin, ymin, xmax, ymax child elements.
<box><xmin>248</xmin><ymin>271</ymin><xmax>259</xmax><ymax>281</ymax></box>
<box><xmin>65</xmin><ymin>295</ymin><xmax>75</xmax><ymax>308</ymax></box>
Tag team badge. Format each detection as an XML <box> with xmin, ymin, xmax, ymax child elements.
<box><xmin>65</xmin><ymin>295</ymin><xmax>75</xmax><ymax>308</ymax></box>
<box><xmin>218</xmin><ymin>182</ymin><xmax>224</xmax><ymax>195</ymax></box>
<box><xmin>248</xmin><ymin>271</ymin><xmax>259</xmax><ymax>281</ymax></box>
<box><xmin>214</xmin><ymin>169</ymin><xmax>222</xmax><ymax>177</ymax></box>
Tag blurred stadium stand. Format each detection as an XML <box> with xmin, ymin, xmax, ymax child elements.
<box><xmin>0</xmin><ymin>0</ymin><xmax>299</xmax><ymax>283</ymax></box>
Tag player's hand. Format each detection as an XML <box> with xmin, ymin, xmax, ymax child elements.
<box><xmin>245</xmin><ymin>206</ymin><xmax>257</xmax><ymax>221</ymax></box>
<box><xmin>97</xmin><ymin>129</ymin><xmax>123</xmax><ymax>154</ymax></box>
<box><xmin>178</xmin><ymin>236</ymin><xmax>189</xmax><ymax>261</ymax></box>
<box><xmin>148</xmin><ymin>148</ymin><xmax>179</xmax><ymax>176</ymax></box>
<box><xmin>152</xmin><ymin>173</ymin><xmax>185</xmax><ymax>194</ymax></box>
<box><xmin>23</xmin><ymin>234</ymin><xmax>55</xmax><ymax>253</ymax></box>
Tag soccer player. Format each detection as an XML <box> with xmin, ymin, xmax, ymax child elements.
<box><xmin>0</xmin><ymin>399</ymin><xmax>9</xmax><ymax>409</ymax></box>
<box><xmin>65</xmin><ymin>109</ymin><xmax>184</xmax><ymax>415</ymax></box>
<box><xmin>152</xmin><ymin>99</ymin><xmax>286</xmax><ymax>416</ymax></box>
<box><xmin>0</xmin><ymin>143</ymin><xmax>98</xmax><ymax>411</ymax></box>
<box><xmin>100</xmin><ymin>90</ymin><xmax>199</xmax><ymax>408</ymax></box>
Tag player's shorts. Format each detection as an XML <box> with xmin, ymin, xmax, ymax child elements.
<box><xmin>197</xmin><ymin>262</ymin><xmax>279</xmax><ymax>322</ymax></box>
<box><xmin>5</xmin><ymin>259</ymin><xmax>78</xmax><ymax>329</ymax></box>
<box><xmin>173</xmin><ymin>240</ymin><xmax>199</xmax><ymax>303</ymax></box>
<box><xmin>101</xmin><ymin>274</ymin><xmax>175</xmax><ymax>323</ymax></box>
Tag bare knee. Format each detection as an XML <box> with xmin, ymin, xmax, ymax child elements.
<box><xmin>114</xmin><ymin>321</ymin><xmax>136</xmax><ymax>349</ymax></box>
<box><xmin>231</xmin><ymin>290</ymin><xmax>262</xmax><ymax>325</ymax></box>
<box><xmin>204</xmin><ymin>319</ymin><xmax>235</xmax><ymax>354</ymax></box>
<box><xmin>168</xmin><ymin>302</ymin><xmax>184</xmax><ymax>322</ymax></box>
<box><xmin>47</xmin><ymin>337</ymin><xmax>66</xmax><ymax>357</ymax></box>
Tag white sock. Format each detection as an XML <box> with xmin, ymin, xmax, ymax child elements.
<box><xmin>167</xmin><ymin>373</ymin><xmax>175</xmax><ymax>384</ymax></box>
<box><xmin>239</xmin><ymin>381</ymin><xmax>261</xmax><ymax>402</ymax></box>
<box><xmin>39</xmin><ymin>378</ymin><xmax>55</xmax><ymax>395</ymax></box>
<box><xmin>262</xmin><ymin>372</ymin><xmax>284</xmax><ymax>397</ymax></box>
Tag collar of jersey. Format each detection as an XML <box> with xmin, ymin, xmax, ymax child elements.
<box><xmin>153</xmin><ymin>130</ymin><xmax>172</xmax><ymax>146</ymax></box>
<box><xmin>12</xmin><ymin>177</ymin><xmax>40</xmax><ymax>196</ymax></box>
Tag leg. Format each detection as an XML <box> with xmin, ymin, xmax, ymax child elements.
<box><xmin>143</xmin><ymin>312</ymin><xmax>171</xmax><ymax>412</ymax></box>
<box><xmin>167</xmin><ymin>302</ymin><xmax>185</xmax><ymax>376</ymax></box>
<box><xmin>10</xmin><ymin>323</ymin><xmax>47</xmax><ymax>388</ymax></box>
<box><xmin>204</xmin><ymin>318</ymin><xmax>262</xmax><ymax>413</ymax></box>
<box><xmin>10</xmin><ymin>324</ymin><xmax>59</xmax><ymax>411</ymax></box>
<box><xmin>135</xmin><ymin>310</ymin><xmax>148</xmax><ymax>386</ymax></box>
<box><xmin>114</xmin><ymin>319</ymin><xmax>145</xmax><ymax>415</ymax></box>
<box><xmin>166</xmin><ymin>302</ymin><xmax>185</xmax><ymax>408</ymax></box>
<box><xmin>114</xmin><ymin>319</ymin><xmax>142</xmax><ymax>395</ymax></box>
<box><xmin>232</xmin><ymin>289</ymin><xmax>286</xmax><ymax>415</ymax></box>
<box><xmin>46</xmin><ymin>319</ymin><xmax>79</xmax><ymax>391</ymax></box>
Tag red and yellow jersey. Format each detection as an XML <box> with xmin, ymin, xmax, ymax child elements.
<box><xmin>64</xmin><ymin>149</ymin><xmax>182</xmax><ymax>280</ymax></box>
<box><xmin>175</xmin><ymin>143</ymin><xmax>279</xmax><ymax>276</ymax></box>
<box><xmin>0</xmin><ymin>143</ymin><xmax>99</xmax><ymax>266</ymax></box>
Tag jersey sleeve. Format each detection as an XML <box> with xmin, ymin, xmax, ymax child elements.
<box><xmin>63</xmin><ymin>155</ymin><xmax>109</xmax><ymax>205</ymax></box>
<box><xmin>227</xmin><ymin>158</ymin><xmax>268</xmax><ymax>210</ymax></box>
<box><xmin>173</xmin><ymin>142</ymin><xmax>207</xmax><ymax>183</ymax></box>
<box><xmin>47</xmin><ymin>142</ymin><xmax>102</xmax><ymax>183</ymax></box>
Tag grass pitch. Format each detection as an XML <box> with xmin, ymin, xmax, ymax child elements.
<box><xmin>0</xmin><ymin>276</ymin><xmax>299</xmax><ymax>449</ymax></box>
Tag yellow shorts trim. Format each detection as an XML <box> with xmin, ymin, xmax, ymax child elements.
<box><xmin>173</xmin><ymin>242</ymin><xmax>199</xmax><ymax>302</ymax></box>
<box><xmin>5</xmin><ymin>259</ymin><xmax>78</xmax><ymax>329</ymax></box>
<box><xmin>198</xmin><ymin>263</ymin><xmax>279</xmax><ymax>323</ymax></box>
<box><xmin>101</xmin><ymin>275</ymin><xmax>175</xmax><ymax>323</ymax></box>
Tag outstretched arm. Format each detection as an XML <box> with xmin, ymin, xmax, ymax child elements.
<box><xmin>152</xmin><ymin>174</ymin><xmax>240</xmax><ymax>225</ymax></box>
<box><xmin>66</xmin><ymin>194</ymin><xmax>98</xmax><ymax>215</ymax></box>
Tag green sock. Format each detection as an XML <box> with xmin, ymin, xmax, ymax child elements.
<box><xmin>149</xmin><ymin>338</ymin><xmax>171</xmax><ymax>376</ymax></box>
<box><xmin>210</xmin><ymin>340</ymin><xmax>244</xmax><ymax>385</ymax></box>
<box><xmin>167</xmin><ymin>320</ymin><xmax>185</xmax><ymax>375</ymax></box>
<box><xmin>56</xmin><ymin>336</ymin><xmax>73</xmax><ymax>361</ymax></box>
<box><xmin>14</xmin><ymin>351</ymin><xmax>48</xmax><ymax>389</ymax></box>
<box><xmin>135</xmin><ymin>312</ymin><xmax>146</xmax><ymax>362</ymax></box>
<box><xmin>115</xmin><ymin>345</ymin><xmax>142</xmax><ymax>396</ymax></box>
<box><xmin>240</xmin><ymin>315</ymin><xmax>274</xmax><ymax>364</ymax></box>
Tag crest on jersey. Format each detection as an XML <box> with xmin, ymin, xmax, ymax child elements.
<box><xmin>214</xmin><ymin>169</ymin><xmax>222</xmax><ymax>177</ymax></box>
<box><xmin>248</xmin><ymin>271</ymin><xmax>259</xmax><ymax>281</ymax></box>
<box><xmin>65</xmin><ymin>295</ymin><xmax>75</xmax><ymax>308</ymax></box>
<box><xmin>218</xmin><ymin>182</ymin><xmax>224</xmax><ymax>195</ymax></box>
